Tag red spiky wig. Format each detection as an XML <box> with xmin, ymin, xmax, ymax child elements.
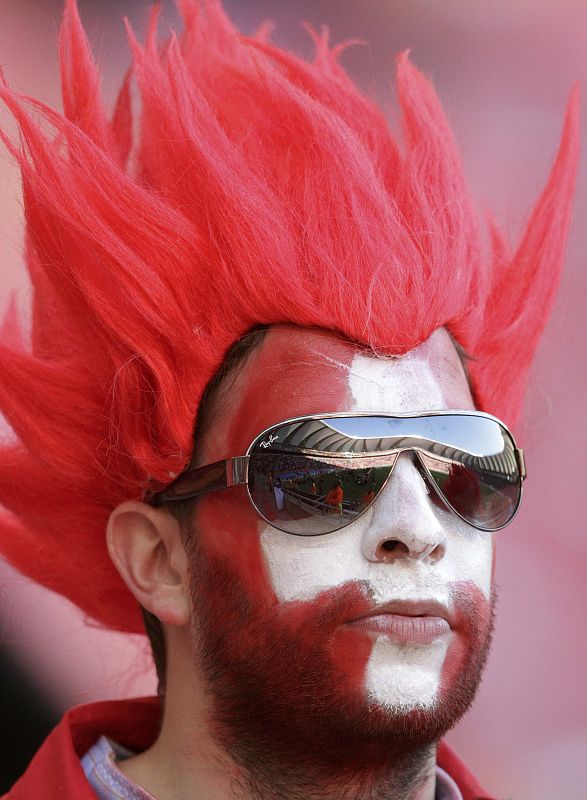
<box><xmin>0</xmin><ymin>0</ymin><xmax>579</xmax><ymax>633</ymax></box>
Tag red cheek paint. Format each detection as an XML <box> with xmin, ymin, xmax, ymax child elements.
<box><xmin>440</xmin><ymin>580</ymin><xmax>494</xmax><ymax>698</ymax></box>
<box><xmin>194</xmin><ymin>481</ymin><xmax>375</xmax><ymax>701</ymax></box>
<box><xmin>194</xmin><ymin>488</ymin><xmax>271</xmax><ymax>600</ymax></box>
<box><xmin>276</xmin><ymin>581</ymin><xmax>374</xmax><ymax>694</ymax></box>
<box><xmin>195</xmin><ymin>483</ymin><xmax>375</xmax><ymax>696</ymax></box>
<box><xmin>187</xmin><ymin>524</ymin><xmax>389</xmax><ymax>771</ymax></box>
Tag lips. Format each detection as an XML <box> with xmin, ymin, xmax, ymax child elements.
<box><xmin>345</xmin><ymin>600</ymin><xmax>454</xmax><ymax>645</ymax></box>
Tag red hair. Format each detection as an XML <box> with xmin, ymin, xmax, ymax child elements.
<box><xmin>0</xmin><ymin>0</ymin><xmax>579</xmax><ymax>632</ymax></box>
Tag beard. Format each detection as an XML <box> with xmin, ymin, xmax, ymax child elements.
<box><xmin>186</xmin><ymin>533</ymin><xmax>495</xmax><ymax>799</ymax></box>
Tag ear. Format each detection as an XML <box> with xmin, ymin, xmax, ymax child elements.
<box><xmin>106</xmin><ymin>501</ymin><xmax>191</xmax><ymax>627</ymax></box>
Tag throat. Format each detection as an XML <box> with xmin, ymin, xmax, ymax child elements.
<box><xmin>224</xmin><ymin>746</ymin><xmax>438</xmax><ymax>800</ymax></box>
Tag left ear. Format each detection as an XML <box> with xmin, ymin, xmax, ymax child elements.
<box><xmin>106</xmin><ymin>500</ymin><xmax>191</xmax><ymax>627</ymax></box>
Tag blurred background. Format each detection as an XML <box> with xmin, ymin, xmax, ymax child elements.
<box><xmin>0</xmin><ymin>1</ymin><xmax>585</xmax><ymax>797</ymax></box>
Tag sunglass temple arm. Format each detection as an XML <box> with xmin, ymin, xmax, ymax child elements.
<box><xmin>226</xmin><ymin>456</ymin><xmax>249</xmax><ymax>488</ymax></box>
<box><xmin>515</xmin><ymin>449</ymin><xmax>526</xmax><ymax>480</ymax></box>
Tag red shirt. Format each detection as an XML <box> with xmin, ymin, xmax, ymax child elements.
<box><xmin>326</xmin><ymin>485</ymin><xmax>344</xmax><ymax>505</ymax></box>
<box><xmin>2</xmin><ymin>698</ymin><xmax>495</xmax><ymax>800</ymax></box>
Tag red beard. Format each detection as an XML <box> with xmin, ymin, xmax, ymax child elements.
<box><xmin>186</xmin><ymin>526</ymin><xmax>494</xmax><ymax>785</ymax></box>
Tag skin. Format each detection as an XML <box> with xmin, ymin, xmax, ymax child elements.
<box><xmin>107</xmin><ymin>324</ymin><xmax>495</xmax><ymax>800</ymax></box>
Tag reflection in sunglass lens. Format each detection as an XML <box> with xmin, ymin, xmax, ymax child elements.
<box><xmin>248</xmin><ymin>453</ymin><xmax>393</xmax><ymax>536</ymax></box>
<box><xmin>419</xmin><ymin>453</ymin><xmax>520</xmax><ymax>530</ymax></box>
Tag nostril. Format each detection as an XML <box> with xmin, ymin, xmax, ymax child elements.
<box><xmin>381</xmin><ymin>539</ymin><xmax>404</xmax><ymax>552</ymax></box>
<box><xmin>428</xmin><ymin>542</ymin><xmax>445</xmax><ymax>563</ymax></box>
<box><xmin>377</xmin><ymin>538</ymin><xmax>445</xmax><ymax>562</ymax></box>
<box><xmin>377</xmin><ymin>539</ymin><xmax>411</xmax><ymax>561</ymax></box>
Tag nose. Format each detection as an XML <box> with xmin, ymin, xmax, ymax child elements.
<box><xmin>361</xmin><ymin>453</ymin><xmax>446</xmax><ymax>564</ymax></box>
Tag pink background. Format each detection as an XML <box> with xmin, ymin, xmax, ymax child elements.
<box><xmin>1</xmin><ymin>2</ymin><xmax>585</xmax><ymax>797</ymax></box>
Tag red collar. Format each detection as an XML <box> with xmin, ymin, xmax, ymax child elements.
<box><xmin>4</xmin><ymin>698</ymin><xmax>494</xmax><ymax>800</ymax></box>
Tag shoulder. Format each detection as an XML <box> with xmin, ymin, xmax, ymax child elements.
<box><xmin>3</xmin><ymin>698</ymin><xmax>161</xmax><ymax>800</ymax></box>
<box><xmin>437</xmin><ymin>741</ymin><xmax>497</xmax><ymax>800</ymax></box>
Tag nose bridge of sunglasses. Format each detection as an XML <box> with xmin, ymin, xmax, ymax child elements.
<box><xmin>383</xmin><ymin>449</ymin><xmax>447</xmax><ymax>507</ymax></box>
<box><xmin>409</xmin><ymin>449</ymin><xmax>436</xmax><ymax>488</ymax></box>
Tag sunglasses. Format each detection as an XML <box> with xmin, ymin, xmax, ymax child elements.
<box><xmin>148</xmin><ymin>411</ymin><xmax>526</xmax><ymax>534</ymax></box>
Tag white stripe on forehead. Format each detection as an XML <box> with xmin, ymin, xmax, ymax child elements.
<box><xmin>348</xmin><ymin>352</ymin><xmax>447</xmax><ymax>412</ymax></box>
<box><xmin>307</xmin><ymin>327</ymin><xmax>473</xmax><ymax>413</ymax></box>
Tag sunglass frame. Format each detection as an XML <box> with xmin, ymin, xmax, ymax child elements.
<box><xmin>148</xmin><ymin>410</ymin><xmax>526</xmax><ymax>534</ymax></box>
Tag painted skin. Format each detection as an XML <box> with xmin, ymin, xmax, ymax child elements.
<box><xmin>194</xmin><ymin>325</ymin><xmax>494</xmax><ymax>714</ymax></box>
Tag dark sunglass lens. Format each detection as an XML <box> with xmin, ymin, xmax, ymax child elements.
<box><xmin>420</xmin><ymin>452</ymin><xmax>520</xmax><ymax>530</ymax></box>
<box><xmin>248</xmin><ymin>453</ymin><xmax>392</xmax><ymax>535</ymax></box>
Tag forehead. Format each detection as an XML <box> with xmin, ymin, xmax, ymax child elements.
<box><xmin>201</xmin><ymin>325</ymin><xmax>474</xmax><ymax>460</ymax></box>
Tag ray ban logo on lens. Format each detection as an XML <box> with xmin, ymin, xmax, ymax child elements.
<box><xmin>260</xmin><ymin>434</ymin><xmax>279</xmax><ymax>448</ymax></box>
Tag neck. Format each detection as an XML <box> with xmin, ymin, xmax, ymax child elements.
<box><xmin>228</xmin><ymin>749</ymin><xmax>438</xmax><ymax>800</ymax></box>
<box><xmin>119</xmin><ymin>690</ymin><xmax>438</xmax><ymax>800</ymax></box>
<box><xmin>120</xmin><ymin>735</ymin><xmax>437</xmax><ymax>800</ymax></box>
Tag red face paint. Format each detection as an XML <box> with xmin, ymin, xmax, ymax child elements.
<box><xmin>440</xmin><ymin>581</ymin><xmax>495</xmax><ymax>698</ymax></box>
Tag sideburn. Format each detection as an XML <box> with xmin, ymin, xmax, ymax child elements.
<box><xmin>141</xmin><ymin>327</ymin><xmax>268</xmax><ymax>695</ymax></box>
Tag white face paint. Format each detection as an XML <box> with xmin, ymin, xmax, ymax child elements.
<box><xmin>260</xmin><ymin>328</ymin><xmax>494</xmax><ymax>710</ymax></box>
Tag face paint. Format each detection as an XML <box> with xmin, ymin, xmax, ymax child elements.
<box><xmin>191</xmin><ymin>325</ymin><xmax>495</xmax><ymax>773</ymax></box>
<box><xmin>258</xmin><ymin>327</ymin><xmax>493</xmax><ymax>710</ymax></box>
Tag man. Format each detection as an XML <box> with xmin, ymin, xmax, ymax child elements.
<box><xmin>363</xmin><ymin>483</ymin><xmax>377</xmax><ymax>509</ymax></box>
<box><xmin>325</xmin><ymin>479</ymin><xmax>344</xmax><ymax>514</ymax></box>
<box><xmin>0</xmin><ymin>1</ymin><xmax>578</xmax><ymax>798</ymax></box>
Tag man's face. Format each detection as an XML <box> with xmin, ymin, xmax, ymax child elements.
<box><xmin>187</xmin><ymin>325</ymin><xmax>494</xmax><ymax>772</ymax></box>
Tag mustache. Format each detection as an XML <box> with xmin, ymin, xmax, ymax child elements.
<box><xmin>275</xmin><ymin>579</ymin><xmax>490</xmax><ymax>638</ymax></box>
<box><xmin>276</xmin><ymin>580</ymin><xmax>373</xmax><ymax>637</ymax></box>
